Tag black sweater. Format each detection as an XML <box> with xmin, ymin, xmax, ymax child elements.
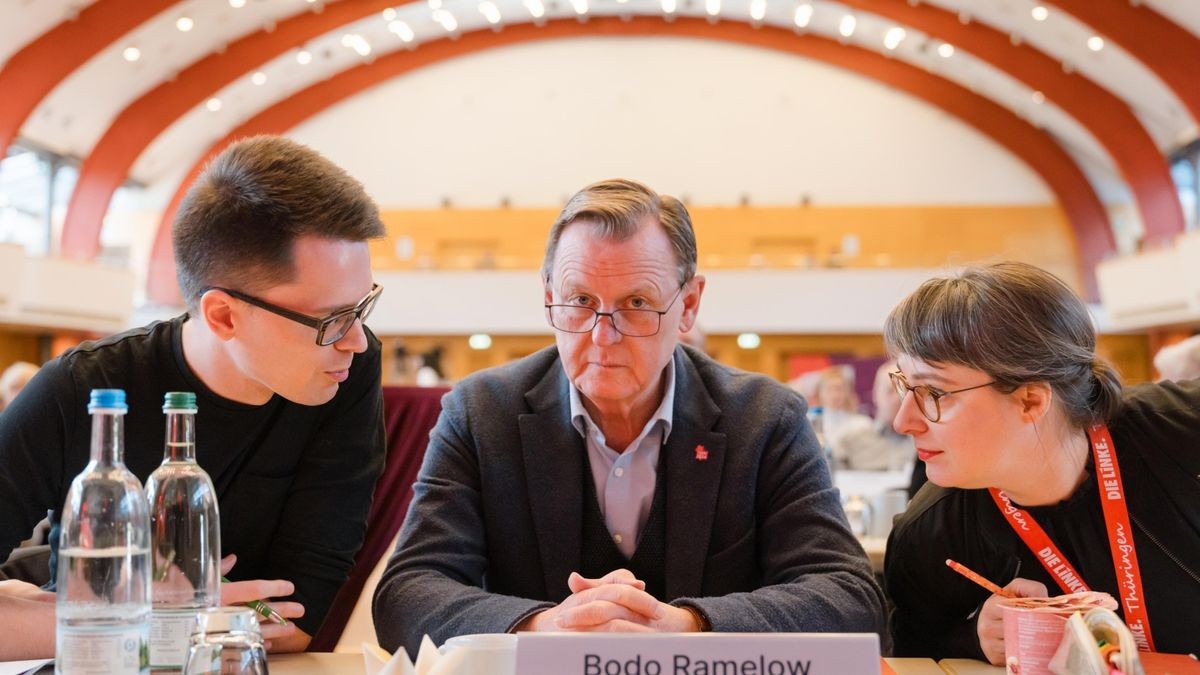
<box><xmin>886</xmin><ymin>378</ymin><xmax>1200</xmax><ymax>658</ymax></box>
<box><xmin>0</xmin><ymin>315</ymin><xmax>385</xmax><ymax>635</ymax></box>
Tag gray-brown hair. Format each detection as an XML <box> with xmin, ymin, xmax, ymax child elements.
<box><xmin>884</xmin><ymin>262</ymin><xmax>1123</xmax><ymax>427</ymax></box>
<box><xmin>173</xmin><ymin>135</ymin><xmax>384</xmax><ymax>309</ymax></box>
<box><xmin>541</xmin><ymin>178</ymin><xmax>697</xmax><ymax>286</ymax></box>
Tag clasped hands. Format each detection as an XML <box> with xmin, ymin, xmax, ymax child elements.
<box><xmin>521</xmin><ymin>569</ymin><xmax>702</xmax><ymax>633</ymax></box>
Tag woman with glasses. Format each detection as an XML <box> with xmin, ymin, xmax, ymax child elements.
<box><xmin>882</xmin><ymin>262</ymin><xmax>1200</xmax><ymax>663</ymax></box>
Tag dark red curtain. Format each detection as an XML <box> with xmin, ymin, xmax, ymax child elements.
<box><xmin>309</xmin><ymin>385</ymin><xmax>449</xmax><ymax>651</ymax></box>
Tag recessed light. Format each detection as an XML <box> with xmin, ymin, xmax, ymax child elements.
<box><xmin>176</xmin><ymin>16</ymin><xmax>194</xmax><ymax>32</ymax></box>
<box><xmin>251</xmin><ymin>71</ymin><xmax>267</xmax><ymax>86</ymax></box>
<box><xmin>1087</xmin><ymin>36</ymin><xmax>1104</xmax><ymax>51</ymax></box>
<box><xmin>296</xmin><ymin>50</ymin><xmax>312</xmax><ymax>65</ymax></box>
<box><xmin>206</xmin><ymin>98</ymin><xmax>222</xmax><ymax>112</ymax></box>
<box><xmin>123</xmin><ymin>46</ymin><xmax>141</xmax><ymax>62</ymax></box>
<box><xmin>1031</xmin><ymin>5</ymin><xmax>1048</xmax><ymax>21</ymax></box>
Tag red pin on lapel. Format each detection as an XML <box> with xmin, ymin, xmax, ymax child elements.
<box><xmin>694</xmin><ymin>444</ymin><xmax>709</xmax><ymax>461</ymax></box>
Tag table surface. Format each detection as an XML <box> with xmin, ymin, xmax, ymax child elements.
<box><xmin>269</xmin><ymin>653</ymin><xmax>960</xmax><ymax>674</ymax></box>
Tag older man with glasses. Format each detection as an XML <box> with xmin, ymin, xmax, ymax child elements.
<box><xmin>373</xmin><ymin>178</ymin><xmax>885</xmax><ymax>657</ymax></box>
<box><xmin>0</xmin><ymin>136</ymin><xmax>386</xmax><ymax>659</ymax></box>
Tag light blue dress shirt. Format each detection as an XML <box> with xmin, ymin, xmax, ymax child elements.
<box><xmin>569</xmin><ymin>359</ymin><xmax>676</xmax><ymax>558</ymax></box>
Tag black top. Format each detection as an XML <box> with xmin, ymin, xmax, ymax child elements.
<box><xmin>0</xmin><ymin>315</ymin><xmax>385</xmax><ymax>635</ymax></box>
<box><xmin>885</xmin><ymin>378</ymin><xmax>1200</xmax><ymax>659</ymax></box>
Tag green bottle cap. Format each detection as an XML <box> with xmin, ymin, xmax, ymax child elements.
<box><xmin>162</xmin><ymin>391</ymin><xmax>198</xmax><ymax>411</ymax></box>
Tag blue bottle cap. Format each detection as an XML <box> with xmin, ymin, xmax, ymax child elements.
<box><xmin>88</xmin><ymin>388</ymin><xmax>127</xmax><ymax>412</ymax></box>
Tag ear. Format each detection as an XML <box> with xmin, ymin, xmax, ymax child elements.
<box><xmin>198</xmin><ymin>290</ymin><xmax>239</xmax><ymax>342</ymax></box>
<box><xmin>678</xmin><ymin>275</ymin><xmax>706</xmax><ymax>332</ymax></box>
<box><xmin>1014</xmin><ymin>381</ymin><xmax>1054</xmax><ymax>424</ymax></box>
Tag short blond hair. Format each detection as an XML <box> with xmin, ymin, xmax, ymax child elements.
<box><xmin>542</xmin><ymin>178</ymin><xmax>697</xmax><ymax>286</ymax></box>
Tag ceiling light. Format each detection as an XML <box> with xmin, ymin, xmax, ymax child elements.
<box><xmin>123</xmin><ymin>46</ymin><xmax>141</xmax><ymax>62</ymax></box>
<box><xmin>468</xmin><ymin>334</ymin><xmax>492</xmax><ymax>350</ymax></box>
<box><xmin>749</xmin><ymin>0</ymin><xmax>766</xmax><ymax>21</ymax></box>
<box><xmin>937</xmin><ymin>42</ymin><xmax>955</xmax><ymax>58</ymax></box>
<box><xmin>793</xmin><ymin>3</ymin><xmax>813</xmax><ymax>28</ymax></box>
<box><xmin>1031</xmin><ymin>90</ymin><xmax>1045</xmax><ymax>104</ymax></box>
<box><xmin>705</xmin><ymin>0</ymin><xmax>719</xmax><ymax>16</ymax></box>
<box><xmin>229</xmin><ymin>0</ymin><xmax>245</xmax><ymax>8</ymax></box>
<box><xmin>382</xmin><ymin>7</ymin><xmax>397</xmax><ymax>20</ymax></box>
<box><xmin>388</xmin><ymin>20</ymin><xmax>415</xmax><ymax>41</ymax></box>
<box><xmin>884</xmin><ymin>26</ymin><xmax>905</xmax><ymax>50</ymax></box>
<box><xmin>341</xmin><ymin>33</ymin><xmax>371</xmax><ymax>56</ymax></box>
<box><xmin>205</xmin><ymin>98</ymin><xmax>222</xmax><ymax>112</ymax></box>
<box><xmin>1031</xmin><ymin>5</ymin><xmax>1048</xmax><ymax>21</ymax></box>
<box><xmin>296</xmin><ymin>49</ymin><xmax>312</xmax><ymax>65</ymax></box>
<box><xmin>176</xmin><ymin>16</ymin><xmax>194</xmax><ymax>32</ymax></box>
<box><xmin>737</xmin><ymin>333</ymin><xmax>761</xmax><ymax>350</ymax></box>
<box><xmin>251</xmin><ymin>71</ymin><xmax>267</xmax><ymax>85</ymax></box>
<box><xmin>570</xmin><ymin>0</ymin><xmax>588</xmax><ymax>15</ymax></box>
<box><xmin>839</xmin><ymin>14</ymin><xmax>856</xmax><ymax>38</ymax></box>
<box><xmin>479</xmin><ymin>1</ymin><xmax>501</xmax><ymax>23</ymax></box>
<box><xmin>524</xmin><ymin>0</ymin><xmax>545</xmax><ymax>18</ymax></box>
<box><xmin>428</xmin><ymin>0</ymin><xmax>442</xmax><ymax>9</ymax></box>
<box><xmin>662</xmin><ymin>0</ymin><xmax>677</xmax><ymax>14</ymax></box>
<box><xmin>432</xmin><ymin>9</ymin><xmax>457</xmax><ymax>31</ymax></box>
<box><xmin>1087</xmin><ymin>36</ymin><xmax>1104</xmax><ymax>51</ymax></box>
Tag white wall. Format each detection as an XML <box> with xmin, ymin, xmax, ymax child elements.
<box><xmin>288</xmin><ymin>37</ymin><xmax>1053</xmax><ymax>209</ymax></box>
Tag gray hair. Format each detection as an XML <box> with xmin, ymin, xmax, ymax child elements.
<box><xmin>884</xmin><ymin>262</ymin><xmax>1123</xmax><ymax>427</ymax></box>
<box><xmin>1153</xmin><ymin>334</ymin><xmax>1200</xmax><ymax>381</ymax></box>
<box><xmin>541</xmin><ymin>178</ymin><xmax>697</xmax><ymax>286</ymax></box>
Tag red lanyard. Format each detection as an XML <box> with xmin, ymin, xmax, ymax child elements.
<box><xmin>988</xmin><ymin>423</ymin><xmax>1155</xmax><ymax>652</ymax></box>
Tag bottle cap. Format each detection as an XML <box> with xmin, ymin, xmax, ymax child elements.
<box><xmin>162</xmin><ymin>391</ymin><xmax>197</xmax><ymax>412</ymax></box>
<box><xmin>88</xmin><ymin>388</ymin><xmax>127</xmax><ymax>412</ymax></box>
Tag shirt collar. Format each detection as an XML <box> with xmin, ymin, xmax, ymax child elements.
<box><xmin>569</xmin><ymin>355</ymin><xmax>676</xmax><ymax>444</ymax></box>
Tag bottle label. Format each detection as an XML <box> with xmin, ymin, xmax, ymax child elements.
<box><xmin>150</xmin><ymin>608</ymin><xmax>200</xmax><ymax>668</ymax></box>
<box><xmin>57</xmin><ymin>624</ymin><xmax>149</xmax><ymax>674</ymax></box>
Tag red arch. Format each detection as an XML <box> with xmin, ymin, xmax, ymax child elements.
<box><xmin>59</xmin><ymin>0</ymin><xmax>398</xmax><ymax>260</ymax></box>
<box><xmin>0</xmin><ymin>0</ymin><xmax>180</xmax><ymax>154</ymax></box>
<box><xmin>1050</xmin><ymin>0</ymin><xmax>1200</xmax><ymax>127</ymax></box>
<box><xmin>839</xmin><ymin>0</ymin><xmax>1184</xmax><ymax>246</ymax></box>
<box><xmin>146</xmin><ymin>17</ymin><xmax>1111</xmax><ymax>303</ymax></box>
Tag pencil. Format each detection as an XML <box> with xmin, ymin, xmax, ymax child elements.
<box><xmin>945</xmin><ymin>559</ymin><xmax>1018</xmax><ymax>598</ymax></box>
<box><xmin>221</xmin><ymin>576</ymin><xmax>289</xmax><ymax>625</ymax></box>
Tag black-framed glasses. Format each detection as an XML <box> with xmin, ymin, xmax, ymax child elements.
<box><xmin>545</xmin><ymin>284</ymin><xmax>685</xmax><ymax>338</ymax></box>
<box><xmin>889</xmin><ymin>370</ymin><xmax>995</xmax><ymax>423</ymax></box>
<box><xmin>204</xmin><ymin>283</ymin><xmax>383</xmax><ymax>346</ymax></box>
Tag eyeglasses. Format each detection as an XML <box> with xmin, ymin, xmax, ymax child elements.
<box><xmin>889</xmin><ymin>370</ymin><xmax>995</xmax><ymax>423</ymax></box>
<box><xmin>545</xmin><ymin>284</ymin><xmax>685</xmax><ymax>338</ymax></box>
<box><xmin>204</xmin><ymin>283</ymin><xmax>383</xmax><ymax>346</ymax></box>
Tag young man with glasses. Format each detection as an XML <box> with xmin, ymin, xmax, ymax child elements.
<box><xmin>374</xmin><ymin>178</ymin><xmax>884</xmax><ymax>657</ymax></box>
<box><xmin>0</xmin><ymin>136</ymin><xmax>386</xmax><ymax>658</ymax></box>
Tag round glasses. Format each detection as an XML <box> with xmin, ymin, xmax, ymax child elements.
<box><xmin>545</xmin><ymin>285</ymin><xmax>685</xmax><ymax>338</ymax></box>
<box><xmin>888</xmin><ymin>370</ymin><xmax>995</xmax><ymax>423</ymax></box>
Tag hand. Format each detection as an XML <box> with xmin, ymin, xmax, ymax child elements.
<box><xmin>0</xmin><ymin>581</ymin><xmax>55</xmax><ymax>659</ymax></box>
<box><xmin>0</xmin><ymin>579</ymin><xmax>54</xmax><ymax>603</ymax></box>
<box><xmin>977</xmin><ymin>577</ymin><xmax>1048</xmax><ymax>665</ymax></box>
<box><xmin>218</xmin><ymin>554</ymin><xmax>310</xmax><ymax>652</ymax></box>
<box><xmin>523</xmin><ymin>569</ymin><xmax>701</xmax><ymax>633</ymax></box>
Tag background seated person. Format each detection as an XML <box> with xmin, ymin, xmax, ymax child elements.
<box><xmin>883</xmin><ymin>262</ymin><xmax>1200</xmax><ymax>663</ymax></box>
<box><xmin>1153</xmin><ymin>334</ymin><xmax>1200</xmax><ymax>382</ymax></box>
<box><xmin>373</xmin><ymin>178</ymin><xmax>884</xmax><ymax>657</ymax></box>
<box><xmin>815</xmin><ymin>366</ymin><xmax>871</xmax><ymax>451</ymax></box>
<box><xmin>0</xmin><ymin>361</ymin><xmax>39</xmax><ymax>413</ymax></box>
<box><xmin>832</xmin><ymin>360</ymin><xmax>915</xmax><ymax>472</ymax></box>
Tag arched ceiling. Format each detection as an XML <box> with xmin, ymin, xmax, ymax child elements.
<box><xmin>2</xmin><ymin>0</ymin><xmax>1199</xmax><ymax>301</ymax></box>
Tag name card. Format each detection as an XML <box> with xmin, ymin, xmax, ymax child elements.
<box><xmin>515</xmin><ymin>633</ymin><xmax>881</xmax><ymax>675</ymax></box>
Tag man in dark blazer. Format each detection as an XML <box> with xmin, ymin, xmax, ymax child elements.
<box><xmin>373</xmin><ymin>179</ymin><xmax>884</xmax><ymax>656</ymax></box>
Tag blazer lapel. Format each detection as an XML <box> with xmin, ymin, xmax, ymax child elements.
<box><xmin>519</xmin><ymin>360</ymin><xmax>583</xmax><ymax>603</ymax></box>
<box><xmin>664</xmin><ymin>347</ymin><xmax>726</xmax><ymax>600</ymax></box>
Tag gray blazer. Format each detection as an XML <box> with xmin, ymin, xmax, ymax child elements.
<box><xmin>373</xmin><ymin>345</ymin><xmax>885</xmax><ymax>656</ymax></box>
